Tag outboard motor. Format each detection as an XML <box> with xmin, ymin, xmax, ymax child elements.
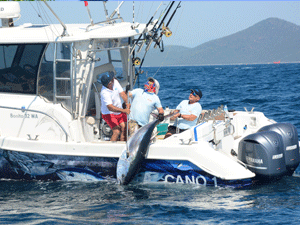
<box><xmin>258</xmin><ymin>123</ymin><xmax>300</xmax><ymax>175</ymax></box>
<box><xmin>238</xmin><ymin>131</ymin><xmax>287</xmax><ymax>180</ymax></box>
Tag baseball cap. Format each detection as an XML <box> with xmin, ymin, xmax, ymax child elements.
<box><xmin>100</xmin><ymin>72</ymin><xmax>114</xmax><ymax>87</ymax></box>
<box><xmin>191</xmin><ymin>89</ymin><xmax>202</xmax><ymax>98</ymax></box>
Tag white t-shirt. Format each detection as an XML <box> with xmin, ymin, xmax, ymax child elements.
<box><xmin>174</xmin><ymin>100</ymin><xmax>202</xmax><ymax>129</ymax></box>
<box><xmin>100</xmin><ymin>79</ymin><xmax>124</xmax><ymax>115</ymax></box>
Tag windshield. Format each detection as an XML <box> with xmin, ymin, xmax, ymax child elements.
<box><xmin>0</xmin><ymin>44</ymin><xmax>46</xmax><ymax>94</ymax></box>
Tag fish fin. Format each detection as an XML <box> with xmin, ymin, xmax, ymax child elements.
<box><xmin>164</xmin><ymin>111</ymin><xmax>178</xmax><ymax>119</ymax></box>
<box><xmin>150</xmin><ymin>113</ymin><xmax>158</xmax><ymax>118</ymax></box>
<box><xmin>151</xmin><ymin>111</ymin><xmax>178</xmax><ymax>121</ymax></box>
<box><xmin>84</xmin><ymin>166</ymin><xmax>94</xmax><ymax>172</ymax></box>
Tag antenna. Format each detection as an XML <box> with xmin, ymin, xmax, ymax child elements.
<box><xmin>103</xmin><ymin>1</ymin><xmax>109</xmax><ymax>21</ymax></box>
<box><xmin>84</xmin><ymin>1</ymin><xmax>94</xmax><ymax>26</ymax></box>
<box><xmin>43</xmin><ymin>1</ymin><xmax>68</xmax><ymax>36</ymax></box>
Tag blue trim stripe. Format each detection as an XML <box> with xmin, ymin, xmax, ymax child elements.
<box><xmin>194</xmin><ymin>122</ymin><xmax>205</xmax><ymax>141</ymax></box>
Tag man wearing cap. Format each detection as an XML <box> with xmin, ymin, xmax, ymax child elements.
<box><xmin>164</xmin><ymin>89</ymin><xmax>202</xmax><ymax>139</ymax></box>
<box><xmin>128</xmin><ymin>77</ymin><xmax>164</xmax><ymax>136</ymax></box>
<box><xmin>100</xmin><ymin>72</ymin><xmax>130</xmax><ymax>142</ymax></box>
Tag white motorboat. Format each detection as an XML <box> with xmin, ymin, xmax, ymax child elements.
<box><xmin>0</xmin><ymin>2</ymin><xmax>299</xmax><ymax>188</ymax></box>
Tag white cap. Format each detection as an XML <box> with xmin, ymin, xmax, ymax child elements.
<box><xmin>147</xmin><ymin>77</ymin><xmax>160</xmax><ymax>95</ymax></box>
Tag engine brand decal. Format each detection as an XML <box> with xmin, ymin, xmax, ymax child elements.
<box><xmin>246</xmin><ymin>156</ymin><xmax>263</xmax><ymax>164</ymax></box>
<box><xmin>286</xmin><ymin>145</ymin><xmax>297</xmax><ymax>151</ymax></box>
<box><xmin>272</xmin><ymin>153</ymin><xmax>283</xmax><ymax>160</ymax></box>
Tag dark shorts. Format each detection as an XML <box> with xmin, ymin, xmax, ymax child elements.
<box><xmin>102</xmin><ymin>113</ymin><xmax>127</xmax><ymax>129</ymax></box>
<box><xmin>166</xmin><ymin>125</ymin><xmax>187</xmax><ymax>135</ymax></box>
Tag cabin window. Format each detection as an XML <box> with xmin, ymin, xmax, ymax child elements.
<box><xmin>38</xmin><ymin>43</ymin><xmax>73</xmax><ymax>112</ymax></box>
<box><xmin>38</xmin><ymin>43</ymin><xmax>72</xmax><ymax>99</ymax></box>
<box><xmin>94</xmin><ymin>49</ymin><xmax>128</xmax><ymax>81</ymax></box>
<box><xmin>0</xmin><ymin>45</ymin><xmax>17</xmax><ymax>69</ymax></box>
<box><xmin>0</xmin><ymin>44</ymin><xmax>46</xmax><ymax>94</ymax></box>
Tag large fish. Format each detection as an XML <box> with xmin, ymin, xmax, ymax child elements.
<box><xmin>117</xmin><ymin>119</ymin><xmax>161</xmax><ymax>185</ymax></box>
<box><xmin>56</xmin><ymin>167</ymin><xmax>104</xmax><ymax>182</ymax></box>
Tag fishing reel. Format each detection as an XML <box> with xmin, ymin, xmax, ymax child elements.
<box><xmin>162</xmin><ymin>24</ymin><xmax>172</xmax><ymax>37</ymax></box>
<box><xmin>133</xmin><ymin>57</ymin><xmax>141</xmax><ymax>66</ymax></box>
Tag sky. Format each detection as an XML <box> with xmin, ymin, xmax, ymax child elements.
<box><xmin>11</xmin><ymin>1</ymin><xmax>300</xmax><ymax>48</ymax></box>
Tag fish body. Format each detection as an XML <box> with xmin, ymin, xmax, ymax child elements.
<box><xmin>117</xmin><ymin>119</ymin><xmax>160</xmax><ymax>185</ymax></box>
<box><xmin>18</xmin><ymin>160</ymin><xmax>56</xmax><ymax>176</ymax></box>
<box><xmin>56</xmin><ymin>167</ymin><xmax>104</xmax><ymax>182</ymax></box>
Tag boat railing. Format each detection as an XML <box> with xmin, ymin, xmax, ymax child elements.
<box><xmin>85</xmin><ymin>17</ymin><xmax>124</xmax><ymax>32</ymax></box>
<box><xmin>88</xmin><ymin>46</ymin><xmax>128</xmax><ymax>53</ymax></box>
<box><xmin>0</xmin><ymin>105</ymin><xmax>69</xmax><ymax>142</ymax></box>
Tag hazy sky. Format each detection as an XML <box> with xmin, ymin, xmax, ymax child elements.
<box><xmin>14</xmin><ymin>1</ymin><xmax>300</xmax><ymax>48</ymax></box>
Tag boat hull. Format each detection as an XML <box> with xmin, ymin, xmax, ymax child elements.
<box><xmin>0</xmin><ymin>148</ymin><xmax>253</xmax><ymax>188</ymax></box>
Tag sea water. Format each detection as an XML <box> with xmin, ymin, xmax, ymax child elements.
<box><xmin>1</xmin><ymin>63</ymin><xmax>300</xmax><ymax>224</ymax></box>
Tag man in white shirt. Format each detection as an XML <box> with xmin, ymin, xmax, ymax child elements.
<box><xmin>100</xmin><ymin>72</ymin><xmax>130</xmax><ymax>142</ymax></box>
<box><xmin>164</xmin><ymin>88</ymin><xmax>202</xmax><ymax>139</ymax></box>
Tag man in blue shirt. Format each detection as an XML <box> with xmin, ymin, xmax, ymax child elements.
<box><xmin>128</xmin><ymin>77</ymin><xmax>164</xmax><ymax>136</ymax></box>
<box><xmin>164</xmin><ymin>89</ymin><xmax>202</xmax><ymax>139</ymax></box>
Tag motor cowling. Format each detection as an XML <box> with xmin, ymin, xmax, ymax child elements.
<box><xmin>258</xmin><ymin>123</ymin><xmax>300</xmax><ymax>175</ymax></box>
<box><xmin>238</xmin><ymin>131</ymin><xmax>287</xmax><ymax>179</ymax></box>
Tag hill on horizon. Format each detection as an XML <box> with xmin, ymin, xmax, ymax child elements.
<box><xmin>140</xmin><ymin>18</ymin><xmax>300</xmax><ymax>66</ymax></box>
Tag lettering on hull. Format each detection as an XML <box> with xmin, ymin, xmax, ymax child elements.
<box><xmin>164</xmin><ymin>174</ymin><xmax>218</xmax><ymax>187</ymax></box>
<box><xmin>10</xmin><ymin>113</ymin><xmax>38</xmax><ymax>119</ymax></box>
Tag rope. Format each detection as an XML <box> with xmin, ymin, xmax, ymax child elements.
<box><xmin>133</xmin><ymin>1</ymin><xmax>134</xmax><ymax>23</ymax></box>
<box><xmin>145</xmin><ymin>2</ymin><xmax>154</xmax><ymax>23</ymax></box>
<box><xmin>32</xmin><ymin>2</ymin><xmax>80</xmax><ymax>60</ymax></box>
<box><xmin>33</xmin><ymin>2</ymin><xmax>61</xmax><ymax>37</ymax></box>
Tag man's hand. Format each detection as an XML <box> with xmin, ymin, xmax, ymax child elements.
<box><xmin>158</xmin><ymin>113</ymin><xmax>164</xmax><ymax>122</ymax></box>
<box><xmin>123</xmin><ymin>108</ymin><xmax>130</xmax><ymax>115</ymax></box>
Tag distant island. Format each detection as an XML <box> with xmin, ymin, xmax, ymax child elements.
<box><xmin>140</xmin><ymin>18</ymin><xmax>300</xmax><ymax>66</ymax></box>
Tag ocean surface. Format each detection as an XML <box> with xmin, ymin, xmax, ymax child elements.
<box><xmin>1</xmin><ymin>63</ymin><xmax>300</xmax><ymax>224</ymax></box>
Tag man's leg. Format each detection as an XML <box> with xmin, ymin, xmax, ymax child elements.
<box><xmin>119</xmin><ymin>122</ymin><xmax>127</xmax><ymax>141</ymax></box>
<box><xmin>111</xmin><ymin>126</ymin><xmax>121</xmax><ymax>142</ymax></box>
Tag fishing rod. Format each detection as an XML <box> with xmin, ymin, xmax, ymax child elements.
<box><xmin>144</xmin><ymin>1</ymin><xmax>174</xmax><ymax>49</ymax></box>
<box><xmin>149</xmin><ymin>1</ymin><xmax>172</xmax><ymax>37</ymax></box>
<box><xmin>137</xmin><ymin>1</ymin><xmax>176</xmax><ymax>71</ymax></box>
<box><xmin>153</xmin><ymin>1</ymin><xmax>175</xmax><ymax>35</ymax></box>
<box><xmin>132</xmin><ymin>2</ymin><xmax>171</xmax><ymax>77</ymax></box>
<box><xmin>130</xmin><ymin>2</ymin><xmax>163</xmax><ymax>56</ymax></box>
<box><xmin>154</xmin><ymin>1</ymin><xmax>181</xmax><ymax>50</ymax></box>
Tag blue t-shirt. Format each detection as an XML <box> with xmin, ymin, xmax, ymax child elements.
<box><xmin>174</xmin><ymin>100</ymin><xmax>202</xmax><ymax>129</ymax></box>
<box><xmin>130</xmin><ymin>88</ymin><xmax>162</xmax><ymax>126</ymax></box>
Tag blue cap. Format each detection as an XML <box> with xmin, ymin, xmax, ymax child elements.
<box><xmin>100</xmin><ymin>72</ymin><xmax>114</xmax><ymax>87</ymax></box>
<box><xmin>191</xmin><ymin>89</ymin><xmax>202</xmax><ymax>98</ymax></box>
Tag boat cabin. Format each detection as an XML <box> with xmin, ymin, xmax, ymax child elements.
<box><xmin>0</xmin><ymin>2</ymin><xmax>149</xmax><ymax>142</ymax></box>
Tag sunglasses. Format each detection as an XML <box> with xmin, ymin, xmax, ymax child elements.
<box><xmin>191</xmin><ymin>91</ymin><xmax>198</xmax><ymax>97</ymax></box>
